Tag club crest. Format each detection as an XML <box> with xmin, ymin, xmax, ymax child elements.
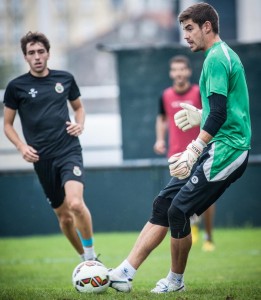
<box><xmin>73</xmin><ymin>166</ymin><xmax>82</xmax><ymax>176</ymax></box>
<box><xmin>191</xmin><ymin>176</ymin><xmax>199</xmax><ymax>184</ymax></box>
<box><xmin>55</xmin><ymin>82</ymin><xmax>64</xmax><ymax>93</ymax></box>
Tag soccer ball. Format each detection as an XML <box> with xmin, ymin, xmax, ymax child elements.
<box><xmin>72</xmin><ymin>260</ymin><xmax>110</xmax><ymax>293</ymax></box>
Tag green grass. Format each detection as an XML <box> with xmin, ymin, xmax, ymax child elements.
<box><xmin>0</xmin><ymin>228</ymin><xmax>260</xmax><ymax>300</ymax></box>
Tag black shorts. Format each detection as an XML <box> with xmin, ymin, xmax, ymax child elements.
<box><xmin>158</xmin><ymin>142</ymin><xmax>249</xmax><ymax>217</ymax></box>
<box><xmin>34</xmin><ymin>150</ymin><xmax>85</xmax><ymax>209</ymax></box>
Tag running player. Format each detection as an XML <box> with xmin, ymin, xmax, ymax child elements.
<box><xmin>3</xmin><ymin>31</ymin><xmax>99</xmax><ymax>262</ymax></box>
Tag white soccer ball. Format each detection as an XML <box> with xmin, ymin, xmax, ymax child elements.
<box><xmin>72</xmin><ymin>260</ymin><xmax>110</xmax><ymax>293</ymax></box>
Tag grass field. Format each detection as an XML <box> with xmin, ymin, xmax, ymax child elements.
<box><xmin>0</xmin><ymin>228</ymin><xmax>260</xmax><ymax>300</ymax></box>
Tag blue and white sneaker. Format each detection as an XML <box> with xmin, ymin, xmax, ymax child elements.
<box><xmin>108</xmin><ymin>269</ymin><xmax>132</xmax><ymax>292</ymax></box>
<box><xmin>151</xmin><ymin>278</ymin><xmax>185</xmax><ymax>293</ymax></box>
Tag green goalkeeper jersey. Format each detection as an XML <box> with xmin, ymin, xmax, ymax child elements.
<box><xmin>199</xmin><ymin>41</ymin><xmax>251</xmax><ymax>150</ymax></box>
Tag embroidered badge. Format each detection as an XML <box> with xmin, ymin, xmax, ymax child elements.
<box><xmin>191</xmin><ymin>176</ymin><xmax>199</xmax><ymax>184</ymax></box>
<box><xmin>28</xmin><ymin>88</ymin><xmax>38</xmax><ymax>98</ymax></box>
<box><xmin>73</xmin><ymin>166</ymin><xmax>82</xmax><ymax>176</ymax></box>
<box><xmin>55</xmin><ymin>82</ymin><xmax>64</xmax><ymax>93</ymax></box>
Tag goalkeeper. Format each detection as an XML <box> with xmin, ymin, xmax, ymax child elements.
<box><xmin>109</xmin><ymin>2</ymin><xmax>251</xmax><ymax>294</ymax></box>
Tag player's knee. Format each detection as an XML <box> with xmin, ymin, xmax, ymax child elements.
<box><xmin>149</xmin><ymin>196</ymin><xmax>171</xmax><ymax>227</ymax></box>
<box><xmin>168</xmin><ymin>205</ymin><xmax>191</xmax><ymax>239</ymax></box>
<box><xmin>68</xmin><ymin>196</ymin><xmax>85</xmax><ymax>215</ymax></box>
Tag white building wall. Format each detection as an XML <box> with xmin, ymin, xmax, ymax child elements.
<box><xmin>237</xmin><ymin>0</ymin><xmax>261</xmax><ymax>42</ymax></box>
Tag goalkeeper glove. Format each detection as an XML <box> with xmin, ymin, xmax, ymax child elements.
<box><xmin>168</xmin><ymin>138</ymin><xmax>206</xmax><ymax>179</ymax></box>
<box><xmin>168</xmin><ymin>152</ymin><xmax>183</xmax><ymax>164</ymax></box>
<box><xmin>174</xmin><ymin>103</ymin><xmax>202</xmax><ymax>132</ymax></box>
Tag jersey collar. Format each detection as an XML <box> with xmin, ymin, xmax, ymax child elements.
<box><xmin>205</xmin><ymin>41</ymin><xmax>224</xmax><ymax>57</ymax></box>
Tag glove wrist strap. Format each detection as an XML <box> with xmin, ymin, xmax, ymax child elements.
<box><xmin>196</xmin><ymin>137</ymin><xmax>207</xmax><ymax>148</ymax></box>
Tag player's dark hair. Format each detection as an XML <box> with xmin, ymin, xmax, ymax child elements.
<box><xmin>20</xmin><ymin>31</ymin><xmax>50</xmax><ymax>55</ymax></box>
<box><xmin>169</xmin><ymin>55</ymin><xmax>191</xmax><ymax>69</ymax></box>
<box><xmin>178</xmin><ymin>2</ymin><xmax>219</xmax><ymax>34</ymax></box>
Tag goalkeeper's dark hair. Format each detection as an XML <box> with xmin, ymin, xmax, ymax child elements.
<box><xmin>21</xmin><ymin>31</ymin><xmax>50</xmax><ymax>55</ymax></box>
<box><xmin>169</xmin><ymin>55</ymin><xmax>191</xmax><ymax>69</ymax></box>
<box><xmin>178</xmin><ymin>2</ymin><xmax>219</xmax><ymax>34</ymax></box>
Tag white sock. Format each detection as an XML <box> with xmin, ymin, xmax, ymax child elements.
<box><xmin>83</xmin><ymin>246</ymin><xmax>97</xmax><ymax>260</ymax></box>
<box><xmin>167</xmin><ymin>270</ymin><xmax>184</xmax><ymax>286</ymax></box>
<box><xmin>115</xmin><ymin>259</ymin><xmax>136</xmax><ymax>280</ymax></box>
<box><xmin>80</xmin><ymin>253</ymin><xmax>85</xmax><ymax>262</ymax></box>
<box><xmin>204</xmin><ymin>233</ymin><xmax>212</xmax><ymax>242</ymax></box>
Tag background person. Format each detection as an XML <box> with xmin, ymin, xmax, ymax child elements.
<box><xmin>3</xmin><ymin>31</ymin><xmax>99</xmax><ymax>262</ymax></box>
<box><xmin>154</xmin><ymin>55</ymin><xmax>215</xmax><ymax>250</ymax></box>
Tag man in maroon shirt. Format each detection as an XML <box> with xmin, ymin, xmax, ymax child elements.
<box><xmin>154</xmin><ymin>55</ymin><xmax>215</xmax><ymax>251</ymax></box>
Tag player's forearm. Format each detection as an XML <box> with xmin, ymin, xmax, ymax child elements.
<box><xmin>74</xmin><ymin>106</ymin><xmax>85</xmax><ymax>128</ymax></box>
<box><xmin>156</xmin><ymin>117</ymin><xmax>167</xmax><ymax>141</ymax></box>
<box><xmin>4</xmin><ymin>124</ymin><xmax>25</xmax><ymax>151</ymax></box>
<box><xmin>156</xmin><ymin>127</ymin><xmax>166</xmax><ymax>141</ymax></box>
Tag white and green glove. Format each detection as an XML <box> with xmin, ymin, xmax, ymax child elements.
<box><xmin>168</xmin><ymin>138</ymin><xmax>206</xmax><ymax>179</ymax></box>
<box><xmin>174</xmin><ymin>103</ymin><xmax>202</xmax><ymax>132</ymax></box>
